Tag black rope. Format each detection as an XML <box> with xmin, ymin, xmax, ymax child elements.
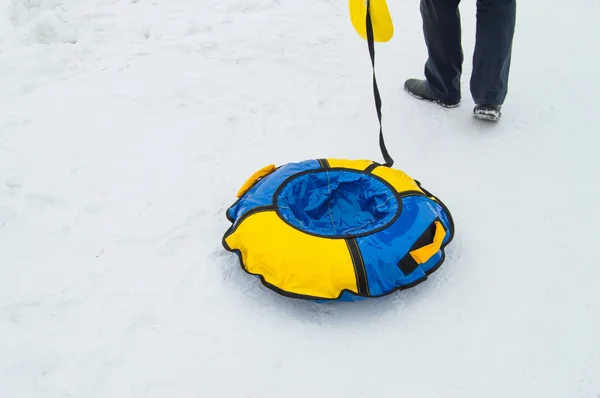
<box><xmin>365</xmin><ymin>0</ymin><xmax>394</xmax><ymax>167</ymax></box>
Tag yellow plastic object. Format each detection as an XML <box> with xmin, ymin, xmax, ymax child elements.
<box><xmin>410</xmin><ymin>220</ymin><xmax>447</xmax><ymax>264</ymax></box>
<box><xmin>349</xmin><ymin>0</ymin><xmax>394</xmax><ymax>42</ymax></box>
<box><xmin>236</xmin><ymin>164</ymin><xmax>276</xmax><ymax>198</ymax></box>
<box><xmin>223</xmin><ymin>158</ymin><xmax>456</xmax><ymax>301</ymax></box>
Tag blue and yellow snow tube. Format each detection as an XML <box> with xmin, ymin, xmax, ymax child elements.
<box><xmin>222</xmin><ymin>158</ymin><xmax>454</xmax><ymax>301</ymax></box>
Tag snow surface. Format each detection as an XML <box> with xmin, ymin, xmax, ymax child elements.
<box><xmin>1</xmin><ymin>0</ymin><xmax>599</xmax><ymax>396</ymax></box>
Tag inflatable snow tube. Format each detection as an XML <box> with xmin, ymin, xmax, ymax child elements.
<box><xmin>222</xmin><ymin>159</ymin><xmax>454</xmax><ymax>302</ymax></box>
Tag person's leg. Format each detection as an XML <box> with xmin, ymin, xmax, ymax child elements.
<box><xmin>470</xmin><ymin>0</ymin><xmax>516</xmax><ymax>106</ymax></box>
<box><xmin>421</xmin><ymin>0</ymin><xmax>464</xmax><ymax>103</ymax></box>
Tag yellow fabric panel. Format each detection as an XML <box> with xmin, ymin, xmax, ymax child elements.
<box><xmin>225</xmin><ymin>211</ymin><xmax>358</xmax><ymax>299</ymax></box>
<box><xmin>326</xmin><ymin>159</ymin><xmax>375</xmax><ymax>171</ymax></box>
<box><xmin>371</xmin><ymin>167</ymin><xmax>424</xmax><ymax>194</ymax></box>
<box><xmin>349</xmin><ymin>0</ymin><xmax>394</xmax><ymax>43</ymax></box>
<box><xmin>410</xmin><ymin>221</ymin><xmax>447</xmax><ymax>264</ymax></box>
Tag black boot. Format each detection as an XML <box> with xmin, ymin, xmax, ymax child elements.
<box><xmin>473</xmin><ymin>104</ymin><xmax>501</xmax><ymax>121</ymax></box>
<box><xmin>404</xmin><ymin>79</ymin><xmax>461</xmax><ymax>108</ymax></box>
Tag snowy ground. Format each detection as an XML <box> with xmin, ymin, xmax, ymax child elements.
<box><xmin>1</xmin><ymin>0</ymin><xmax>599</xmax><ymax>397</ymax></box>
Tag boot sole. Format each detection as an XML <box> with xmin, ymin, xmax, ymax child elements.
<box><xmin>473</xmin><ymin>110</ymin><xmax>501</xmax><ymax>122</ymax></box>
<box><xmin>404</xmin><ymin>85</ymin><xmax>461</xmax><ymax>108</ymax></box>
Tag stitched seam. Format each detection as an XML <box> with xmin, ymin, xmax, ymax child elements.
<box><xmin>325</xmin><ymin>170</ymin><xmax>337</xmax><ymax>235</ymax></box>
<box><xmin>277</xmin><ymin>206</ymin><xmax>307</xmax><ymax>228</ymax></box>
<box><xmin>376</xmin><ymin>195</ymin><xmax>395</xmax><ymax>209</ymax></box>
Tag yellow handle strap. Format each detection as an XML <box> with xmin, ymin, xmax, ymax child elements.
<box><xmin>410</xmin><ymin>220</ymin><xmax>447</xmax><ymax>264</ymax></box>
<box><xmin>236</xmin><ymin>164</ymin><xmax>276</xmax><ymax>198</ymax></box>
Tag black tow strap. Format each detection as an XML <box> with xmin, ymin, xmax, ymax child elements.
<box><xmin>365</xmin><ymin>0</ymin><xmax>394</xmax><ymax>167</ymax></box>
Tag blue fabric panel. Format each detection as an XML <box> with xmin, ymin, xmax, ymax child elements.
<box><xmin>276</xmin><ymin>170</ymin><xmax>399</xmax><ymax>238</ymax></box>
<box><xmin>227</xmin><ymin>159</ymin><xmax>320</xmax><ymax>223</ymax></box>
<box><xmin>337</xmin><ymin>290</ymin><xmax>366</xmax><ymax>302</ymax></box>
<box><xmin>357</xmin><ymin>195</ymin><xmax>452</xmax><ymax>296</ymax></box>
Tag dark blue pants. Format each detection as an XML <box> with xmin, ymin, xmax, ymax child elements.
<box><xmin>421</xmin><ymin>0</ymin><xmax>516</xmax><ymax>105</ymax></box>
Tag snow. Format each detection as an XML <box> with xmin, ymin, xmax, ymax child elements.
<box><xmin>1</xmin><ymin>0</ymin><xmax>599</xmax><ymax>396</ymax></box>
